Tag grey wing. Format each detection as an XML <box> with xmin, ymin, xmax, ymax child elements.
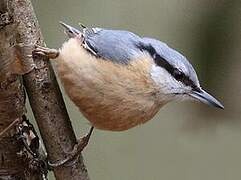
<box><xmin>83</xmin><ymin>28</ymin><xmax>144</xmax><ymax>64</ymax></box>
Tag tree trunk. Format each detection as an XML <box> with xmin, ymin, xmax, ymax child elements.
<box><xmin>0</xmin><ymin>0</ymin><xmax>42</xmax><ymax>179</ymax></box>
<box><xmin>0</xmin><ymin>0</ymin><xmax>90</xmax><ymax>179</ymax></box>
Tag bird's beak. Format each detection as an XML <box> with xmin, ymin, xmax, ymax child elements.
<box><xmin>59</xmin><ymin>21</ymin><xmax>80</xmax><ymax>38</ymax></box>
<box><xmin>190</xmin><ymin>89</ymin><xmax>224</xmax><ymax>109</ymax></box>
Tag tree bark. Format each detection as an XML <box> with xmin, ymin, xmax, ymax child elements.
<box><xmin>15</xmin><ymin>0</ymin><xmax>90</xmax><ymax>180</ymax></box>
<box><xmin>0</xmin><ymin>0</ymin><xmax>90</xmax><ymax>179</ymax></box>
<box><xmin>0</xmin><ymin>0</ymin><xmax>43</xmax><ymax>179</ymax></box>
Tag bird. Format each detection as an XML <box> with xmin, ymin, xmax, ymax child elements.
<box><xmin>33</xmin><ymin>22</ymin><xmax>224</xmax><ymax>166</ymax></box>
<box><xmin>35</xmin><ymin>22</ymin><xmax>224</xmax><ymax>132</ymax></box>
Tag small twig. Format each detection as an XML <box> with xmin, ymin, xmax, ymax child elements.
<box><xmin>0</xmin><ymin>118</ymin><xmax>20</xmax><ymax>138</ymax></box>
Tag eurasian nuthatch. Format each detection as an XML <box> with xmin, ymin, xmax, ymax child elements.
<box><xmin>36</xmin><ymin>22</ymin><xmax>224</xmax><ymax>132</ymax></box>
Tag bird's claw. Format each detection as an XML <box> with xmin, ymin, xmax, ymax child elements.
<box><xmin>33</xmin><ymin>45</ymin><xmax>59</xmax><ymax>59</ymax></box>
<box><xmin>48</xmin><ymin>126</ymin><xmax>94</xmax><ymax>168</ymax></box>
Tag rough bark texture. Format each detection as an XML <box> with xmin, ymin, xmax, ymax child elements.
<box><xmin>0</xmin><ymin>0</ymin><xmax>90</xmax><ymax>179</ymax></box>
<box><xmin>14</xmin><ymin>0</ymin><xmax>90</xmax><ymax>179</ymax></box>
<box><xmin>0</xmin><ymin>0</ymin><xmax>42</xmax><ymax>179</ymax></box>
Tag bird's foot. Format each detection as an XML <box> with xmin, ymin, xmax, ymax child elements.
<box><xmin>33</xmin><ymin>45</ymin><xmax>59</xmax><ymax>59</ymax></box>
<box><xmin>48</xmin><ymin>126</ymin><xmax>94</xmax><ymax>168</ymax></box>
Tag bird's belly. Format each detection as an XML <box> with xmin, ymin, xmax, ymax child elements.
<box><xmin>58</xmin><ymin>68</ymin><xmax>160</xmax><ymax>131</ymax></box>
<box><xmin>71</xmin><ymin>91</ymin><xmax>160</xmax><ymax>131</ymax></box>
<box><xmin>56</xmin><ymin>38</ymin><xmax>162</xmax><ymax>131</ymax></box>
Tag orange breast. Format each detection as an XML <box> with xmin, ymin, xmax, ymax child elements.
<box><xmin>56</xmin><ymin>38</ymin><xmax>163</xmax><ymax>131</ymax></box>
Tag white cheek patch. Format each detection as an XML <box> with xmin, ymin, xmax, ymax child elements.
<box><xmin>150</xmin><ymin>65</ymin><xmax>168</xmax><ymax>85</ymax></box>
<box><xmin>150</xmin><ymin>65</ymin><xmax>188</xmax><ymax>94</ymax></box>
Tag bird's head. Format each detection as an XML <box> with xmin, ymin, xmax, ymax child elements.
<box><xmin>140</xmin><ymin>38</ymin><xmax>224</xmax><ymax>109</ymax></box>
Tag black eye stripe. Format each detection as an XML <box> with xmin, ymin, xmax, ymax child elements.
<box><xmin>137</xmin><ymin>43</ymin><xmax>197</xmax><ymax>89</ymax></box>
<box><xmin>136</xmin><ymin>43</ymin><xmax>173</xmax><ymax>73</ymax></box>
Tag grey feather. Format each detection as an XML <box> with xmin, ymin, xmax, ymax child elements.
<box><xmin>83</xmin><ymin>28</ymin><xmax>143</xmax><ymax>64</ymax></box>
<box><xmin>82</xmin><ymin>27</ymin><xmax>199</xmax><ymax>87</ymax></box>
<box><xmin>141</xmin><ymin>37</ymin><xmax>199</xmax><ymax>86</ymax></box>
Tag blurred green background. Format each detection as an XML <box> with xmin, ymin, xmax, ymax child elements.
<box><xmin>30</xmin><ymin>0</ymin><xmax>241</xmax><ymax>179</ymax></box>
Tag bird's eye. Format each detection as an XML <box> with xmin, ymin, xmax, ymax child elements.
<box><xmin>173</xmin><ymin>69</ymin><xmax>185</xmax><ymax>81</ymax></box>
